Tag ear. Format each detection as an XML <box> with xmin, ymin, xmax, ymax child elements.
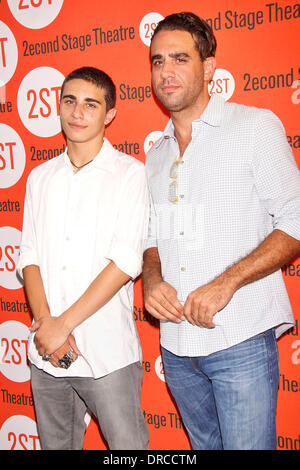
<box><xmin>104</xmin><ymin>108</ymin><xmax>117</xmax><ymax>126</ymax></box>
<box><xmin>203</xmin><ymin>57</ymin><xmax>216</xmax><ymax>82</ymax></box>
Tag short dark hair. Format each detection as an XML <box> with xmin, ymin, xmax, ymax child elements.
<box><xmin>60</xmin><ymin>66</ymin><xmax>116</xmax><ymax>111</ymax></box>
<box><xmin>151</xmin><ymin>12</ymin><xmax>217</xmax><ymax>61</ymax></box>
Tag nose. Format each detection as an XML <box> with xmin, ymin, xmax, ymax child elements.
<box><xmin>160</xmin><ymin>60</ymin><xmax>175</xmax><ymax>78</ymax></box>
<box><xmin>72</xmin><ymin>103</ymin><xmax>84</xmax><ymax>118</ymax></box>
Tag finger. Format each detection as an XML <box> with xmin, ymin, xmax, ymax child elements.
<box><xmin>37</xmin><ymin>347</ymin><xmax>46</xmax><ymax>357</ymax></box>
<box><xmin>146</xmin><ymin>298</ymin><xmax>183</xmax><ymax>323</ymax></box>
<box><xmin>160</xmin><ymin>285</ymin><xmax>184</xmax><ymax>315</ymax></box>
<box><xmin>159</xmin><ymin>297</ymin><xmax>183</xmax><ymax>320</ymax></box>
<box><xmin>29</xmin><ymin>321</ymin><xmax>40</xmax><ymax>332</ymax></box>
<box><xmin>163</xmin><ymin>294</ymin><xmax>184</xmax><ymax>316</ymax></box>
<box><xmin>153</xmin><ymin>290</ymin><xmax>184</xmax><ymax>318</ymax></box>
<box><xmin>183</xmin><ymin>298</ymin><xmax>196</xmax><ymax>325</ymax></box>
<box><xmin>195</xmin><ymin>308</ymin><xmax>216</xmax><ymax>328</ymax></box>
<box><xmin>49</xmin><ymin>357</ymin><xmax>60</xmax><ymax>368</ymax></box>
<box><xmin>68</xmin><ymin>335</ymin><xmax>81</xmax><ymax>356</ymax></box>
<box><xmin>152</xmin><ymin>298</ymin><xmax>183</xmax><ymax>322</ymax></box>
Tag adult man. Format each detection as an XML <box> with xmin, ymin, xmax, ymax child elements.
<box><xmin>18</xmin><ymin>67</ymin><xmax>149</xmax><ymax>450</ymax></box>
<box><xmin>143</xmin><ymin>12</ymin><xmax>300</xmax><ymax>450</ymax></box>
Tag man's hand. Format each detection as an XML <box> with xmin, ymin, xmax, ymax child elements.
<box><xmin>30</xmin><ymin>316</ymin><xmax>72</xmax><ymax>357</ymax></box>
<box><xmin>183</xmin><ymin>277</ymin><xmax>236</xmax><ymax>328</ymax></box>
<box><xmin>48</xmin><ymin>334</ymin><xmax>80</xmax><ymax>368</ymax></box>
<box><xmin>144</xmin><ymin>280</ymin><xmax>184</xmax><ymax>323</ymax></box>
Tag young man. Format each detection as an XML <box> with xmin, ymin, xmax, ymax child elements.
<box><xmin>18</xmin><ymin>67</ymin><xmax>149</xmax><ymax>450</ymax></box>
<box><xmin>143</xmin><ymin>13</ymin><xmax>300</xmax><ymax>450</ymax></box>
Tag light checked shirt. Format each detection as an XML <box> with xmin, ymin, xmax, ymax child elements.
<box><xmin>18</xmin><ymin>138</ymin><xmax>149</xmax><ymax>378</ymax></box>
<box><xmin>145</xmin><ymin>94</ymin><xmax>300</xmax><ymax>357</ymax></box>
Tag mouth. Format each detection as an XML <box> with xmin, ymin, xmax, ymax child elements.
<box><xmin>161</xmin><ymin>84</ymin><xmax>180</xmax><ymax>94</ymax></box>
<box><xmin>68</xmin><ymin>122</ymin><xmax>87</xmax><ymax>130</ymax></box>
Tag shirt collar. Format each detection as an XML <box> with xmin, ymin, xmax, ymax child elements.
<box><xmin>63</xmin><ymin>138</ymin><xmax>117</xmax><ymax>173</ymax></box>
<box><xmin>155</xmin><ymin>94</ymin><xmax>225</xmax><ymax>148</ymax></box>
<box><xmin>93</xmin><ymin>138</ymin><xmax>117</xmax><ymax>172</ymax></box>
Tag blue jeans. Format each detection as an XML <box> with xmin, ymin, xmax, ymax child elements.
<box><xmin>161</xmin><ymin>329</ymin><xmax>279</xmax><ymax>450</ymax></box>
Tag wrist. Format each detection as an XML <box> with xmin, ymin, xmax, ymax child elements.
<box><xmin>35</xmin><ymin>308</ymin><xmax>51</xmax><ymax>322</ymax></box>
<box><xmin>144</xmin><ymin>274</ymin><xmax>163</xmax><ymax>296</ymax></box>
<box><xmin>59</xmin><ymin>309</ymin><xmax>76</xmax><ymax>334</ymax></box>
<box><xmin>216</xmin><ymin>268</ymin><xmax>240</xmax><ymax>293</ymax></box>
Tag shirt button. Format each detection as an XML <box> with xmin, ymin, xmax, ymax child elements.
<box><xmin>180</xmin><ymin>231</ymin><xmax>184</xmax><ymax>236</ymax></box>
<box><xmin>180</xmin><ymin>267</ymin><xmax>186</xmax><ymax>272</ymax></box>
<box><xmin>180</xmin><ymin>194</ymin><xmax>184</xmax><ymax>199</ymax></box>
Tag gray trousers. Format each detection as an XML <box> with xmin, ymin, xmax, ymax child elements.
<box><xmin>30</xmin><ymin>362</ymin><xmax>149</xmax><ymax>450</ymax></box>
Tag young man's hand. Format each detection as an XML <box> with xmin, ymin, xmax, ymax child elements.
<box><xmin>47</xmin><ymin>334</ymin><xmax>80</xmax><ymax>368</ymax></box>
<box><xmin>30</xmin><ymin>316</ymin><xmax>75</xmax><ymax>357</ymax></box>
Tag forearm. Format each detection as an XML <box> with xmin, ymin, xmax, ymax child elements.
<box><xmin>23</xmin><ymin>265</ymin><xmax>50</xmax><ymax>321</ymax></box>
<box><xmin>183</xmin><ymin>229</ymin><xmax>300</xmax><ymax>328</ymax></box>
<box><xmin>30</xmin><ymin>261</ymin><xmax>131</xmax><ymax>355</ymax></box>
<box><xmin>142</xmin><ymin>247</ymin><xmax>163</xmax><ymax>291</ymax></box>
<box><xmin>217</xmin><ymin>229</ymin><xmax>300</xmax><ymax>291</ymax></box>
<box><xmin>60</xmin><ymin>261</ymin><xmax>130</xmax><ymax>333</ymax></box>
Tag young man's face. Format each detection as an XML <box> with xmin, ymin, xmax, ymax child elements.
<box><xmin>150</xmin><ymin>29</ymin><xmax>215</xmax><ymax>114</ymax></box>
<box><xmin>60</xmin><ymin>79</ymin><xmax>115</xmax><ymax>145</ymax></box>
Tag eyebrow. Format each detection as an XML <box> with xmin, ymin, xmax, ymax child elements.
<box><xmin>61</xmin><ymin>94</ymin><xmax>101</xmax><ymax>105</ymax></box>
<box><xmin>151</xmin><ymin>52</ymin><xmax>190</xmax><ymax>63</ymax></box>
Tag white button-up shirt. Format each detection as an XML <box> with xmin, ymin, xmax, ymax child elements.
<box><xmin>145</xmin><ymin>94</ymin><xmax>300</xmax><ymax>357</ymax></box>
<box><xmin>18</xmin><ymin>138</ymin><xmax>149</xmax><ymax>378</ymax></box>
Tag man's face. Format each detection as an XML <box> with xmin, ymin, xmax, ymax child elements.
<box><xmin>150</xmin><ymin>29</ymin><xmax>215</xmax><ymax>113</ymax></box>
<box><xmin>60</xmin><ymin>79</ymin><xmax>115</xmax><ymax>145</ymax></box>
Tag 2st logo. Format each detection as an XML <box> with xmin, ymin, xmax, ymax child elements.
<box><xmin>27</xmin><ymin>86</ymin><xmax>61</xmax><ymax>119</ymax></box>
<box><xmin>0</xmin><ymin>244</ymin><xmax>20</xmax><ymax>274</ymax></box>
<box><xmin>7</xmin><ymin>0</ymin><xmax>64</xmax><ymax>29</ymax></box>
<box><xmin>0</xmin><ymin>227</ymin><xmax>23</xmax><ymax>290</ymax></box>
<box><xmin>0</xmin><ymin>21</ymin><xmax>18</xmax><ymax>86</ymax></box>
<box><xmin>18</xmin><ymin>0</ymin><xmax>53</xmax><ymax>9</ymax></box>
<box><xmin>144</xmin><ymin>131</ymin><xmax>163</xmax><ymax>155</ymax></box>
<box><xmin>1</xmin><ymin>337</ymin><xmax>28</xmax><ymax>366</ymax></box>
<box><xmin>155</xmin><ymin>355</ymin><xmax>166</xmax><ymax>382</ymax></box>
<box><xmin>209</xmin><ymin>68</ymin><xmax>235</xmax><ymax>101</ymax></box>
<box><xmin>8</xmin><ymin>430</ymin><xmax>39</xmax><ymax>450</ymax></box>
<box><xmin>0</xmin><ymin>125</ymin><xmax>26</xmax><ymax>189</ymax></box>
<box><xmin>0</xmin><ymin>321</ymin><xmax>30</xmax><ymax>383</ymax></box>
<box><xmin>0</xmin><ymin>415</ymin><xmax>40</xmax><ymax>450</ymax></box>
<box><xmin>139</xmin><ymin>12</ymin><xmax>164</xmax><ymax>47</ymax></box>
<box><xmin>17</xmin><ymin>67</ymin><xmax>65</xmax><ymax>137</ymax></box>
<box><xmin>291</xmin><ymin>340</ymin><xmax>300</xmax><ymax>365</ymax></box>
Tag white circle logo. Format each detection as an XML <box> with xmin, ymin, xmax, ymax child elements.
<box><xmin>0</xmin><ymin>21</ymin><xmax>18</xmax><ymax>86</ymax></box>
<box><xmin>0</xmin><ymin>321</ymin><xmax>30</xmax><ymax>383</ymax></box>
<box><xmin>0</xmin><ymin>415</ymin><xmax>40</xmax><ymax>450</ymax></box>
<box><xmin>0</xmin><ymin>227</ymin><xmax>23</xmax><ymax>290</ymax></box>
<box><xmin>139</xmin><ymin>12</ymin><xmax>164</xmax><ymax>47</ymax></box>
<box><xmin>17</xmin><ymin>66</ymin><xmax>65</xmax><ymax>137</ymax></box>
<box><xmin>7</xmin><ymin>0</ymin><xmax>64</xmax><ymax>30</ymax></box>
<box><xmin>208</xmin><ymin>68</ymin><xmax>235</xmax><ymax>101</ymax></box>
<box><xmin>144</xmin><ymin>130</ymin><xmax>163</xmax><ymax>155</ymax></box>
<box><xmin>0</xmin><ymin>124</ymin><xmax>26</xmax><ymax>189</ymax></box>
<box><xmin>155</xmin><ymin>355</ymin><xmax>165</xmax><ymax>382</ymax></box>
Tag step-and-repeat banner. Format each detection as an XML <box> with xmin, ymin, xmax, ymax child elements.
<box><xmin>0</xmin><ymin>0</ymin><xmax>299</xmax><ymax>451</ymax></box>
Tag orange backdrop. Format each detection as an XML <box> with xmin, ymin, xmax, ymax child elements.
<box><xmin>0</xmin><ymin>0</ymin><xmax>299</xmax><ymax>451</ymax></box>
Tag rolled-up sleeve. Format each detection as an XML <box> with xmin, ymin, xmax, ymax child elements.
<box><xmin>17</xmin><ymin>173</ymin><xmax>40</xmax><ymax>278</ymax></box>
<box><xmin>252</xmin><ymin>109</ymin><xmax>300</xmax><ymax>241</ymax></box>
<box><xmin>106</xmin><ymin>164</ymin><xmax>150</xmax><ymax>279</ymax></box>
<box><xmin>143</xmin><ymin>189</ymin><xmax>158</xmax><ymax>251</ymax></box>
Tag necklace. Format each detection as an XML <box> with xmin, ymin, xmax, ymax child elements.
<box><xmin>70</xmin><ymin>158</ymin><xmax>94</xmax><ymax>170</ymax></box>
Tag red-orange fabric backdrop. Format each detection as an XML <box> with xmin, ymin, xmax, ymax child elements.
<box><xmin>0</xmin><ymin>0</ymin><xmax>299</xmax><ymax>451</ymax></box>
